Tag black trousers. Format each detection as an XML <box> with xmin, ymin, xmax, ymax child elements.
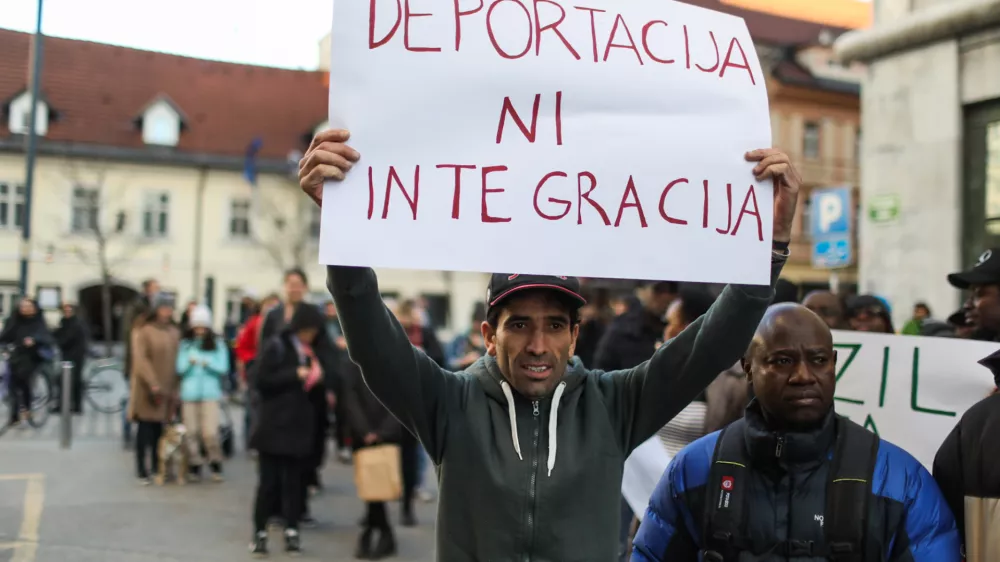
<box><xmin>363</xmin><ymin>501</ymin><xmax>390</xmax><ymax>532</ymax></box>
<box><xmin>400</xmin><ymin>431</ymin><xmax>419</xmax><ymax>516</ymax></box>
<box><xmin>135</xmin><ymin>421</ymin><xmax>163</xmax><ymax>478</ymax></box>
<box><xmin>254</xmin><ymin>453</ymin><xmax>305</xmax><ymax>532</ymax></box>
<box><xmin>8</xmin><ymin>374</ymin><xmax>32</xmax><ymax>422</ymax></box>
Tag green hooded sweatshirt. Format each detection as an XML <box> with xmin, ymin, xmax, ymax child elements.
<box><xmin>326</xmin><ymin>259</ymin><xmax>783</xmax><ymax>561</ymax></box>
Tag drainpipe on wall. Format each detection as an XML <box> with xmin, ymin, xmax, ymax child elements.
<box><xmin>192</xmin><ymin>166</ymin><xmax>208</xmax><ymax>299</ymax></box>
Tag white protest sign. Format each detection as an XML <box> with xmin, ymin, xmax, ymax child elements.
<box><xmin>831</xmin><ymin>330</ymin><xmax>997</xmax><ymax>469</ymax></box>
<box><xmin>622</xmin><ymin>332</ymin><xmax>999</xmax><ymax>518</ymax></box>
<box><xmin>323</xmin><ymin>0</ymin><xmax>773</xmax><ymax>284</ymax></box>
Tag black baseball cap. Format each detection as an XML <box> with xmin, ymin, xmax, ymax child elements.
<box><xmin>947</xmin><ymin>248</ymin><xmax>1000</xmax><ymax>289</ymax></box>
<box><xmin>485</xmin><ymin>274</ymin><xmax>587</xmax><ymax>315</ymax></box>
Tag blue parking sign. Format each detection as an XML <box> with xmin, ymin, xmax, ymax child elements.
<box><xmin>810</xmin><ymin>187</ymin><xmax>852</xmax><ymax>269</ymax></box>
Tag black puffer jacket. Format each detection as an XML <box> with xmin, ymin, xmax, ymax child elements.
<box><xmin>932</xmin><ymin>349</ymin><xmax>1000</xmax><ymax>562</ymax></box>
<box><xmin>249</xmin><ymin>331</ymin><xmax>336</xmax><ymax>458</ymax></box>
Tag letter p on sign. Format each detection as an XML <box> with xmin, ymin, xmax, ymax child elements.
<box><xmin>818</xmin><ymin>194</ymin><xmax>842</xmax><ymax>233</ymax></box>
<box><xmin>810</xmin><ymin>187</ymin><xmax>851</xmax><ymax>238</ymax></box>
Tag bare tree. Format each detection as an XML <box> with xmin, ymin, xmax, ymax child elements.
<box><xmin>48</xmin><ymin>161</ymin><xmax>148</xmax><ymax>356</ymax></box>
<box><xmin>248</xmin><ymin>180</ymin><xmax>319</xmax><ymax>273</ymax></box>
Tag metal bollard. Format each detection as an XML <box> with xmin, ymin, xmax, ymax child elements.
<box><xmin>60</xmin><ymin>361</ymin><xmax>73</xmax><ymax>449</ymax></box>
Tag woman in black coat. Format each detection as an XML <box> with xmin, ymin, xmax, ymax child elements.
<box><xmin>53</xmin><ymin>303</ymin><xmax>89</xmax><ymax>414</ymax></box>
<box><xmin>1</xmin><ymin>297</ymin><xmax>55</xmax><ymax>426</ymax></box>
<box><xmin>342</xmin><ymin>356</ymin><xmax>401</xmax><ymax>560</ymax></box>
<box><xmin>248</xmin><ymin>304</ymin><xmax>333</xmax><ymax>557</ymax></box>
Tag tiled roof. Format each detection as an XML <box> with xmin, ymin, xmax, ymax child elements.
<box><xmin>0</xmin><ymin>28</ymin><xmax>327</xmax><ymax>160</ymax></box>
<box><xmin>679</xmin><ymin>0</ymin><xmax>851</xmax><ymax>45</ymax></box>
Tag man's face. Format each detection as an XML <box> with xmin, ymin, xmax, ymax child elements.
<box><xmin>802</xmin><ymin>292</ymin><xmax>844</xmax><ymax>330</ymax></box>
<box><xmin>913</xmin><ymin>305</ymin><xmax>930</xmax><ymax>320</ymax></box>
<box><xmin>848</xmin><ymin>309</ymin><xmax>889</xmax><ymax>333</ymax></box>
<box><xmin>482</xmin><ymin>291</ymin><xmax>579</xmax><ymax>399</ymax></box>
<box><xmin>325</xmin><ymin>302</ymin><xmax>337</xmax><ymax>319</ymax></box>
<box><xmin>285</xmin><ymin>274</ymin><xmax>306</xmax><ymax>304</ymax></box>
<box><xmin>146</xmin><ymin>280</ymin><xmax>160</xmax><ymax>297</ymax></box>
<box><xmin>744</xmin><ymin>307</ymin><xmax>836</xmax><ymax>429</ymax></box>
<box><xmin>968</xmin><ymin>284</ymin><xmax>1000</xmax><ymax>332</ymax></box>
<box><xmin>663</xmin><ymin>299</ymin><xmax>686</xmax><ymax>341</ymax></box>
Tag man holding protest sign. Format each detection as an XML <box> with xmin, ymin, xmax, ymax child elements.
<box><xmin>299</xmin><ymin>127</ymin><xmax>800</xmax><ymax>560</ymax></box>
<box><xmin>632</xmin><ymin>303</ymin><xmax>960</xmax><ymax>562</ymax></box>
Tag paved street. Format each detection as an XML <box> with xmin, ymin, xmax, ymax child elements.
<box><xmin>0</xmin><ymin>409</ymin><xmax>438</xmax><ymax>562</ymax></box>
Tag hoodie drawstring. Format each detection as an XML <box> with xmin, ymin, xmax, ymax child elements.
<box><xmin>547</xmin><ymin>382</ymin><xmax>566</xmax><ymax>477</ymax></box>
<box><xmin>500</xmin><ymin>381</ymin><xmax>523</xmax><ymax>460</ymax></box>
<box><xmin>500</xmin><ymin>380</ymin><xmax>567</xmax><ymax>477</ymax></box>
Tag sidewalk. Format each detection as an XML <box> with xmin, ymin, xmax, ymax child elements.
<box><xmin>0</xmin><ymin>438</ymin><xmax>438</xmax><ymax>562</ymax></box>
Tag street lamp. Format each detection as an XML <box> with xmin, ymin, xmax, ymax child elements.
<box><xmin>18</xmin><ymin>0</ymin><xmax>45</xmax><ymax>297</ymax></box>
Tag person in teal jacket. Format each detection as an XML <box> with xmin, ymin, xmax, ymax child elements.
<box><xmin>176</xmin><ymin>305</ymin><xmax>230</xmax><ymax>482</ymax></box>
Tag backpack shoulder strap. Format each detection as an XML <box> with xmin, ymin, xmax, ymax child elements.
<box><xmin>824</xmin><ymin>415</ymin><xmax>880</xmax><ymax>562</ymax></box>
<box><xmin>702</xmin><ymin>419</ymin><xmax>751</xmax><ymax>562</ymax></box>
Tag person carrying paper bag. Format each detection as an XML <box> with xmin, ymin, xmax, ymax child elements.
<box><xmin>341</xmin><ymin>321</ymin><xmax>403</xmax><ymax>560</ymax></box>
<box><xmin>299</xmin><ymin>128</ymin><xmax>801</xmax><ymax>561</ymax></box>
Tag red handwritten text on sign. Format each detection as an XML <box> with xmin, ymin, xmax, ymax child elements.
<box><xmin>369</xmin><ymin>0</ymin><xmax>756</xmax><ymax>84</ymax></box>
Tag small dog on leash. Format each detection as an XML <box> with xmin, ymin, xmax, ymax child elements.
<box><xmin>155</xmin><ymin>422</ymin><xmax>190</xmax><ymax>486</ymax></box>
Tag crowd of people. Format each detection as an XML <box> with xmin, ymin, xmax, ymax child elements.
<box><xmin>4</xmin><ymin>128</ymin><xmax>999</xmax><ymax>560</ymax></box>
<box><xmin>292</xmin><ymin>127</ymin><xmax>997</xmax><ymax>561</ymax></box>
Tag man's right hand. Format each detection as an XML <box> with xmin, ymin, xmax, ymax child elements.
<box><xmin>297</xmin><ymin>366</ymin><xmax>310</xmax><ymax>380</ymax></box>
<box><xmin>298</xmin><ymin>129</ymin><xmax>361</xmax><ymax>207</ymax></box>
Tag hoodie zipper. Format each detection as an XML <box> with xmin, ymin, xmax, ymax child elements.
<box><xmin>523</xmin><ymin>400</ymin><xmax>541</xmax><ymax>562</ymax></box>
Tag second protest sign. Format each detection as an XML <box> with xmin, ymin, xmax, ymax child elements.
<box><xmin>323</xmin><ymin>0</ymin><xmax>773</xmax><ymax>283</ymax></box>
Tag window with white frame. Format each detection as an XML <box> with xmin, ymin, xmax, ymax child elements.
<box><xmin>142</xmin><ymin>100</ymin><xmax>181</xmax><ymax>147</ymax></box>
<box><xmin>0</xmin><ymin>182</ymin><xmax>25</xmax><ymax>231</ymax></box>
<box><xmin>309</xmin><ymin>204</ymin><xmax>321</xmax><ymax>239</ymax></box>
<box><xmin>71</xmin><ymin>186</ymin><xmax>100</xmax><ymax>233</ymax></box>
<box><xmin>142</xmin><ymin>192</ymin><xmax>170</xmax><ymax>238</ymax></box>
<box><xmin>803</xmin><ymin>121</ymin><xmax>821</xmax><ymax>159</ymax></box>
<box><xmin>229</xmin><ymin>199</ymin><xmax>252</xmax><ymax>238</ymax></box>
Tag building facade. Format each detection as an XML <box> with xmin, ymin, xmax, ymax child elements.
<box><xmin>835</xmin><ymin>0</ymin><xmax>1000</xmax><ymax>326</ymax></box>
<box><xmin>0</xmin><ymin>29</ymin><xmax>488</xmax><ymax>338</ymax></box>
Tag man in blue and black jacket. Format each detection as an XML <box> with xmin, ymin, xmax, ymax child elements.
<box><xmin>632</xmin><ymin>303</ymin><xmax>960</xmax><ymax>562</ymax></box>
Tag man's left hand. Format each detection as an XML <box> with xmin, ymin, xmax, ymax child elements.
<box><xmin>746</xmin><ymin>149</ymin><xmax>801</xmax><ymax>243</ymax></box>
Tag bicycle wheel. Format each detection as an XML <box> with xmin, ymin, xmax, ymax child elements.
<box><xmin>28</xmin><ymin>369</ymin><xmax>52</xmax><ymax>428</ymax></box>
<box><xmin>84</xmin><ymin>361</ymin><xmax>127</xmax><ymax>414</ymax></box>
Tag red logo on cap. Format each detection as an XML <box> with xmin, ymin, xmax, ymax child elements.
<box><xmin>721</xmin><ymin>476</ymin><xmax>734</xmax><ymax>491</ymax></box>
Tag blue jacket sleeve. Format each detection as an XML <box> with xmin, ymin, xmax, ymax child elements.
<box><xmin>631</xmin><ymin>436</ymin><xmax>714</xmax><ymax>561</ymax></box>
<box><xmin>877</xmin><ymin>442</ymin><xmax>961</xmax><ymax>562</ymax></box>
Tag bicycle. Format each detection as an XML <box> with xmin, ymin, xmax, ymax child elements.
<box><xmin>81</xmin><ymin>356</ymin><xmax>128</xmax><ymax>414</ymax></box>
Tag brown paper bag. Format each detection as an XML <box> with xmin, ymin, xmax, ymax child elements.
<box><xmin>353</xmin><ymin>444</ymin><xmax>402</xmax><ymax>502</ymax></box>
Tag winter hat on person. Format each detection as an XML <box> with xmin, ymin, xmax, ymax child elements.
<box><xmin>190</xmin><ymin>305</ymin><xmax>212</xmax><ymax>329</ymax></box>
